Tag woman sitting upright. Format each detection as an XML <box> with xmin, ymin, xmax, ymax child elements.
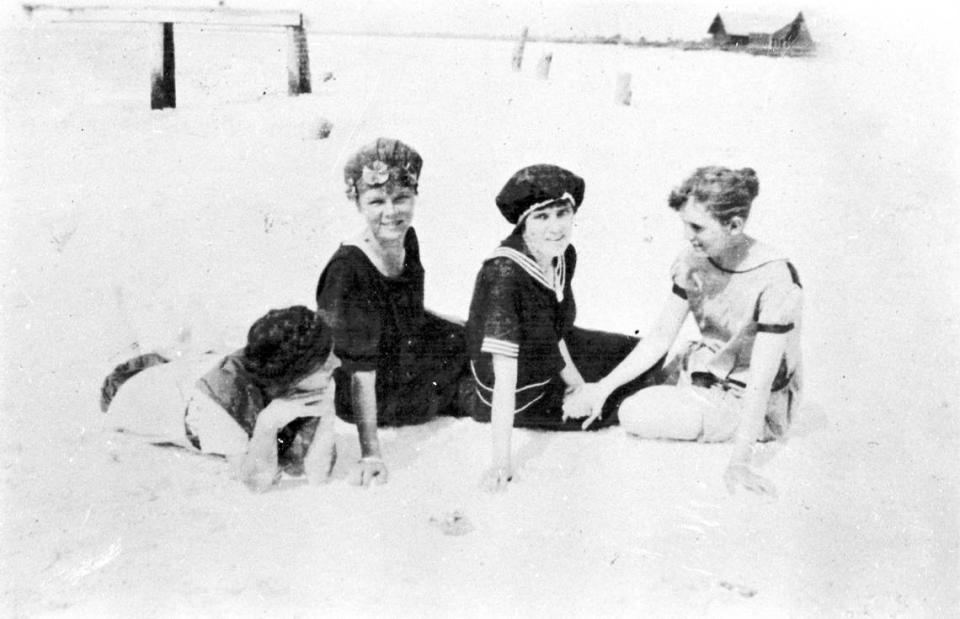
<box><xmin>571</xmin><ymin>166</ymin><xmax>803</xmax><ymax>496</ymax></box>
<box><xmin>316</xmin><ymin>138</ymin><xmax>467</xmax><ymax>487</ymax></box>
<box><xmin>465</xmin><ymin>164</ymin><xmax>662</xmax><ymax>491</ymax></box>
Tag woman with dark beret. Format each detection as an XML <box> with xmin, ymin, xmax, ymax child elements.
<box><xmin>464</xmin><ymin>164</ymin><xmax>663</xmax><ymax>491</ymax></box>
<box><xmin>101</xmin><ymin>306</ymin><xmax>341</xmax><ymax>492</ymax></box>
<box><xmin>315</xmin><ymin>138</ymin><xmax>468</xmax><ymax>487</ymax></box>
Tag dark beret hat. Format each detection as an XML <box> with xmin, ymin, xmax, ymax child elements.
<box><xmin>495</xmin><ymin>164</ymin><xmax>585</xmax><ymax>224</ymax></box>
<box><xmin>244</xmin><ymin>306</ymin><xmax>332</xmax><ymax>387</ymax></box>
<box><xmin>344</xmin><ymin>138</ymin><xmax>423</xmax><ymax>199</ymax></box>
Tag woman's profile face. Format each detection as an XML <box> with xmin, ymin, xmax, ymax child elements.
<box><xmin>281</xmin><ymin>351</ymin><xmax>341</xmax><ymax>403</ymax></box>
<box><xmin>522</xmin><ymin>202</ymin><xmax>575</xmax><ymax>260</ymax></box>
<box><xmin>356</xmin><ymin>186</ymin><xmax>416</xmax><ymax>244</ymax></box>
<box><xmin>678</xmin><ymin>198</ymin><xmax>732</xmax><ymax>257</ymax></box>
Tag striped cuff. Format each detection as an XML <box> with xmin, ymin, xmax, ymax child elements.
<box><xmin>756</xmin><ymin>322</ymin><xmax>794</xmax><ymax>334</ymax></box>
<box><xmin>481</xmin><ymin>337</ymin><xmax>519</xmax><ymax>357</ymax></box>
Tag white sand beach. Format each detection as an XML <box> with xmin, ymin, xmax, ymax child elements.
<box><xmin>1</xmin><ymin>1</ymin><xmax>958</xmax><ymax>616</ymax></box>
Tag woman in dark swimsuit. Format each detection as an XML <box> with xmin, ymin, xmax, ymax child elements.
<box><xmin>316</xmin><ymin>138</ymin><xmax>467</xmax><ymax>487</ymax></box>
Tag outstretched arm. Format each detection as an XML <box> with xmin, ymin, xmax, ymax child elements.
<box><xmin>599</xmin><ymin>293</ymin><xmax>688</xmax><ymax>396</ymax></box>
<box><xmin>723</xmin><ymin>332</ymin><xmax>786</xmax><ymax>496</ymax></box>
<box><xmin>482</xmin><ymin>353</ymin><xmax>518</xmax><ymax>492</ymax></box>
<box><xmin>349</xmin><ymin>370</ymin><xmax>388</xmax><ymax>486</ymax></box>
<box><xmin>570</xmin><ymin>293</ymin><xmax>689</xmax><ymax>428</ymax></box>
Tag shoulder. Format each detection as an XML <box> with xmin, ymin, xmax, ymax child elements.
<box><xmin>405</xmin><ymin>227</ymin><xmax>420</xmax><ymax>252</ymax></box>
<box><xmin>748</xmin><ymin>241</ymin><xmax>800</xmax><ymax>288</ymax></box>
<box><xmin>565</xmin><ymin>244</ymin><xmax>577</xmax><ymax>270</ymax></box>
<box><xmin>195</xmin><ymin>351</ymin><xmax>250</xmax><ymax>407</ymax></box>
<box><xmin>318</xmin><ymin>244</ymin><xmax>375</xmax><ymax>292</ymax></box>
<box><xmin>670</xmin><ymin>246</ymin><xmax>704</xmax><ymax>280</ymax></box>
<box><xmin>482</xmin><ymin>254</ymin><xmax>526</xmax><ymax>280</ymax></box>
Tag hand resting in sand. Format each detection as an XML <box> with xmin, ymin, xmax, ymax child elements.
<box><xmin>480</xmin><ymin>465</ymin><xmax>512</xmax><ymax>492</ymax></box>
<box><xmin>723</xmin><ymin>462</ymin><xmax>778</xmax><ymax>497</ymax></box>
<box><xmin>349</xmin><ymin>457</ymin><xmax>388</xmax><ymax>486</ymax></box>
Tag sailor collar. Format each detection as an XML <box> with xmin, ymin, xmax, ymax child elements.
<box><xmin>487</xmin><ymin>234</ymin><xmax>567</xmax><ymax>302</ymax></box>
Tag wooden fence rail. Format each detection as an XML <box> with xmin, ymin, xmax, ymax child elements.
<box><xmin>24</xmin><ymin>4</ymin><xmax>312</xmax><ymax>109</ymax></box>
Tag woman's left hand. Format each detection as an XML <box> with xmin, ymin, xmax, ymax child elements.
<box><xmin>563</xmin><ymin>383</ymin><xmax>609</xmax><ymax>429</ymax></box>
<box><xmin>723</xmin><ymin>463</ymin><xmax>778</xmax><ymax>497</ymax></box>
<box><xmin>561</xmin><ymin>383</ymin><xmax>591</xmax><ymax>420</ymax></box>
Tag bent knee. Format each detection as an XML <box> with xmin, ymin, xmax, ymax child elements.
<box><xmin>618</xmin><ymin>386</ymin><xmax>703</xmax><ymax>440</ymax></box>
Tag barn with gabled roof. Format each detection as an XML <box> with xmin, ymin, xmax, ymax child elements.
<box><xmin>707</xmin><ymin>11</ymin><xmax>814</xmax><ymax>50</ymax></box>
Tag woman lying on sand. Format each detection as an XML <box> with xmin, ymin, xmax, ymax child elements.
<box><xmin>464</xmin><ymin>164</ymin><xmax>662</xmax><ymax>491</ymax></box>
<box><xmin>101</xmin><ymin>306</ymin><xmax>340</xmax><ymax>492</ymax></box>
<box><xmin>568</xmin><ymin>167</ymin><xmax>802</xmax><ymax>496</ymax></box>
<box><xmin>316</xmin><ymin>138</ymin><xmax>468</xmax><ymax>487</ymax></box>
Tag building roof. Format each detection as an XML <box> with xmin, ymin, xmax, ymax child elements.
<box><xmin>711</xmin><ymin>11</ymin><xmax>795</xmax><ymax>36</ymax></box>
<box><xmin>772</xmin><ymin>12</ymin><xmax>814</xmax><ymax>45</ymax></box>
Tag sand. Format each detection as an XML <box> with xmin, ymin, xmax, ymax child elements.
<box><xmin>2</xmin><ymin>2</ymin><xmax>958</xmax><ymax>616</ymax></box>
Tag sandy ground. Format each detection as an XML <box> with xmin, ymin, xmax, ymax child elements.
<box><xmin>1</xmin><ymin>3</ymin><xmax>958</xmax><ymax>617</ymax></box>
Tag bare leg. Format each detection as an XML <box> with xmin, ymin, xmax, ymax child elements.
<box><xmin>618</xmin><ymin>385</ymin><xmax>704</xmax><ymax>440</ymax></box>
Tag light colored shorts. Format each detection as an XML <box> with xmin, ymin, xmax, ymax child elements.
<box><xmin>676</xmin><ymin>370</ymin><xmax>790</xmax><ymax>442</ymax></box>
<box><xmin>107</xmin><ymin>354</ymin><xmax>248</xmax><ymax>456</ymax></box>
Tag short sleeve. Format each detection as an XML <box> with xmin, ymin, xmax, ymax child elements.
<box><xmin>755</xmin><ymin>282</ymin><xmax>803</xmax><ymax>333</ymax></box>
<box><xmin>316</xmin><ymin>255</ymin><xmax>382</xmax><ymax>372</ymax></box>
<box><xmin>479</xmin><ymin>258</ymin><xmax>522</xmax><ymax>358</ymax></box>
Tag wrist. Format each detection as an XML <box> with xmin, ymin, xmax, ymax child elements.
<box><xmin>596</xmin><ymin>378</ymin><xmax>616</xmax><ymax>398</ymax></box>
<box><xmin>360</xmin><ymin>442</ymin><xmax>382</xmax><ymax>459</ymax></box>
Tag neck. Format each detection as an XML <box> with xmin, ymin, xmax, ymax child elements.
<box><xmin>527</xmin><ymin>246</ymin><xmax>557</xmax><ymax>272</ymax></box>
<box><xmin>360</xmin><ymin>227</ymin><xmax>407</xmax><ymax>255</ymax></box>
<box><xmin>711</xmin><ymin>235</ymin><xmax>753</xmax><ymax>270</ymax></box>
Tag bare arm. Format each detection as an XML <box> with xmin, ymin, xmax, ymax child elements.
<box><xmin>349</xmin><ymin>370</ymin><xmax>388</xmax><ymax>486</ymax></box>
<box><xmin>238</xmin><ymin>396</ymin><xmax>324</xmax><ymax>492</ymax></box>
<box><xmin>303</xmin><ymin>407</ymin><xmax>337</xmax><ymax>485</ymax></box>
<box><xmin>596</xmin><ymin>293</ymin><xmax>689</xmax><ymax>403</ymax></box>
<box><xmin>558</xmin><ymin>339</ymin><xmax>585</xmax><ymax>389</ymax></box>
<box><xmin>723</xmin><ymin>332</ymin><xmax>786</xmax><ymax>496</ymax></box>
<box><xmin>483</xmin><ymin>353</ymin><xmax>518</xmax><ymax>491</ymax></box>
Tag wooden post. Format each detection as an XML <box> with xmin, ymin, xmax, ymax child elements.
<box><xmin>511</xmin><ymin>26</ymin><xmax>528</xmax><ymax>71</ymax></box>
<box><xmin>150</xmin><ymin>22</ymin><xmax>176</xmax><ymax>109</ymax></box>
<box><xmin>615</xmin><ymin>72</ymin><xmax>631</xmax><ymax>106</ymax></box>
<box><xmin>536</xmin><ymin>52</ymin><xmax>552</xmax><ymax>79</ymax></box>
<box><xmin>287</xmin><ymin>17</ymin><xmax>312</xmax><ymax>95</ymax></box>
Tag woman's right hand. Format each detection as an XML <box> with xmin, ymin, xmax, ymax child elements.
<box><xmin>258</xmin><ymin>396</ymin><xmax>324</xmax><ymax>430</ymax></box>
<box><xmin>349</xmin><ymin>457</ymin><xmax>389</xmax><ymax>486</ymax></box>
<box><xmin>480</xmin><ymin>465</ymin><xmax>512</xmax><ymax>492</ymax></box>
<box><xmin>563</xmin><ymin>383</ymin><xmax>609</xmax><ymax>428</ymax></box>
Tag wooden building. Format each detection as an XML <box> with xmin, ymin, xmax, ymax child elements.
<box><xmin>708</xmin><ymin>11</ymin><xmax>814</xmax><ymax>50</ymax></box>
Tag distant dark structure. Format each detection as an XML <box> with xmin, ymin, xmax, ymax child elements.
<box><xmin>708</xmin><ymin>12</ymin><xmax>814</xmax><ymax>51</ymax></box>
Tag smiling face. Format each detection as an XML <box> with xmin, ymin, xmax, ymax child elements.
<box><xmin>356</xmin><ymin>186</ymin><xmax>416</xmax><ymax>245</ymax></box>
<box><xmin>522</xmin><ymin>201</ymin><xmax>575</xmax><ymax>261</ymax></box>
<box><xmin>678</xmin><ymin>198</ymin><xmax>741</xmax><ymax>258</ymax></box>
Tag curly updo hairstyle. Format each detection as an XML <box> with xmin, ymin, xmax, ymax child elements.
<box><xmin>668</xmin><ymin>166</ymin><xmax>759</xmax><ymax>225</ymax></box>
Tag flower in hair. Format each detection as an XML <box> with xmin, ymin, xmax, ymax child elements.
<box><xmin>361</xmin><ymin>160</ymin><xmax>391</xmax><ymax>186</ymax></box>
